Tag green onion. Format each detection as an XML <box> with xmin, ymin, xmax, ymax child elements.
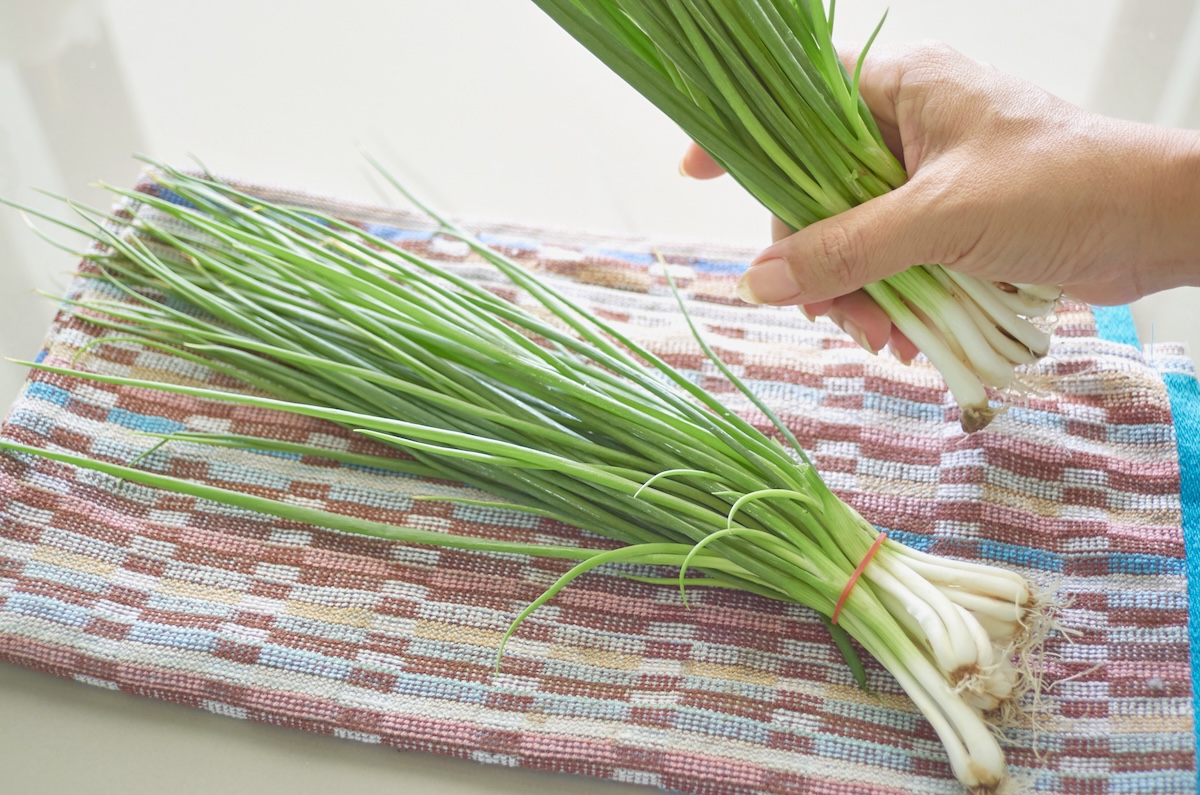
<box><xmin>2</xmin><ymin>162</ymin><xmax>1049</xmax><ymax>791</ymax></box>
<box><xmin>530</xmin><ymin>0</ymin><xmax>1061</xmax><ymax>432</ymax></box>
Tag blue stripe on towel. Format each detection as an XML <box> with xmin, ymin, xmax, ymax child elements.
<box><xmin>1161</xmin><ymin>368</ymin><xmax>1200</xmax><ymax>783</ymax></box>
<box><xmin>1096</xmin><ymin>303</ymin><xmax>1198</xmax><ymax>785</ymax></box>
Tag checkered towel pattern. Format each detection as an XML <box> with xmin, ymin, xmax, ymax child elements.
<box><xmin>0</xmin><ymin>178</ymin><xmax>1194</xmax><ymax>793</ymax></box>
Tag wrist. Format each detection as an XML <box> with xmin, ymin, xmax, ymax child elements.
<box><xmin>1138</xmin><ymin>125</ymin><xmax>1200</xmax><ymax>293</ymax></box>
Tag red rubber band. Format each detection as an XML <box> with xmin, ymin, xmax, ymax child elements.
<box><xmin>832</xmin><ymin>532</ymin><xmax>887</xmax><ymax>625</ymax></box>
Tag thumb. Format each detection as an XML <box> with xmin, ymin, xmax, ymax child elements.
<box><xmin>736</xmin><ymin>185</ymin><xmax>944</xmax><ymax>306</ymax></box>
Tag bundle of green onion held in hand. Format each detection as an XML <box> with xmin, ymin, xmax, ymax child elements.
<box><xmin>531</xmin><ymin>0</ymin><xmax>1062</xmax><ymax>432</ymax></box>
<box><xmin>2</xmin><ymin>165</ymin><xmax>1047</xmax><ymax>793</ymax></box>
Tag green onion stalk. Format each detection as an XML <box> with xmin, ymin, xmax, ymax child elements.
<box><xmin>2</xmin><ymin>164</ymin><xmax>1047</xmax><ymax>792</ymax></box>
<box><xmin>530</xmin><ymin>0</ymin><xmax>1060</xmax><ymax>432</ymax></box>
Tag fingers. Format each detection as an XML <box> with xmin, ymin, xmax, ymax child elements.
<box><xmin>801</xmin><ymin>299</ymin><xmax>833</xmax><ymax>320</ymax></box>
<box><xmin>737</xmin><ymin>183</ymin><xmax>941</xmax><ymax>306</ymax></box>
<box><xmin>887</xmin><ymin>327</ymin><xmax>919</xmax><ymax>364</ymax></box>
<box><xmin>678</xmin><ymin>142</ymin><xmax>726</xmax><ymax>179</ymax></box>
<box><xmin>824</xmin><ymin>291</ymin><xmax>892</xmax><ymax>354</ymax></box>
<box><xmin>800</xmin><ymin>292</ymin><xmax>918</xmax><ymax>362</ymax></box>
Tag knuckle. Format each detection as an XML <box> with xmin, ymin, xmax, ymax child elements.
<box><xmin>905</xmin><ymin>41</ymin><xmax>974</xmax><ymax>89</ymax></box>
<box><xmin>811</xmin><ymin>223</ymin><xmax>866</xmax><ymax>291</ymax></box>
<box><xmin>908</xmin><ymin>171</ymin><xmax>958</xmax><ymax>217</ymax></box>
<box><xmin>910</xmin><ymin>40</ymin><xmax>960</xmax><ymax>66</ymax></box>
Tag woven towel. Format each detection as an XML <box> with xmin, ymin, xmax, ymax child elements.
<box><xmin>1</xmin><ymin>177</ymin><xmax>1196</xmax><ymax>794</ymax></box>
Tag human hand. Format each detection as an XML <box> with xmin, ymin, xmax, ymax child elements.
<box><xmin>681</xmin><ymin>42</ymin><xmax>1200</xmax><ymax>358</ymax></box>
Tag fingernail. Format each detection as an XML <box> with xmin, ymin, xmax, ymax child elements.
<box><xmin>888</xmin><ymin>342</ymin><xmax>913</xmax><ymax>365</ymax></box>
<box><xmin>678</xmin><ymin>158</ymin><xmax>690</xmax><ymax>178</ymax></box>
<box><xmin>736</xmin><ymin>258</ymin><xmax>799</xmax><ymax>305</ymax></box>
<box><xmin>801</xmin><ymin>306</ymin><xmax>816</xmax><ymax>323</ymax></box>
<box><xmin>842</xmin><ymin>319</ymin><xmax>878</xmax><ymax>354</ymax></box>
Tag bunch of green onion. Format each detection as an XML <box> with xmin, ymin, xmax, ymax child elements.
<box><xmin>1</xmin><ymin>164</ymin><xmax>1046</xmax><ymax>792</ymax></box>
<box><xmin>531</xmin><ymin>0</ymin><xmax>1062</xmax><ymax>432</ymax></box>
